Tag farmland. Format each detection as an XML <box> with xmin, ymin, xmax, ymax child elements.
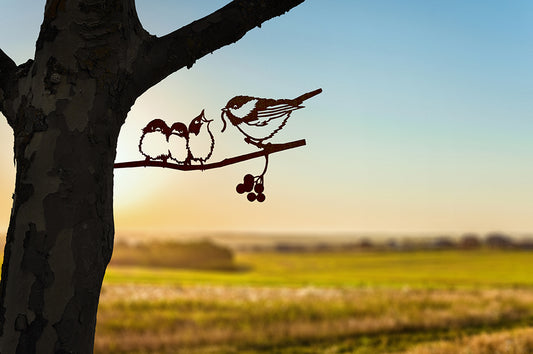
<box><xmin>95</xmin><ymin>246</ymin><xmax>533</xmax><ymax>353</ymax></box>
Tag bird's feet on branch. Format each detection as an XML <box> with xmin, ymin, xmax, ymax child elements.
<box><xmin>244</xmin><ymin>137</ymin><xmax>263</xmax><ymax>148</ymax></box>
<box><xmin>244</xmin><ymin>137</ymin><xmax>274</xmax><ymax>150</ymax></box>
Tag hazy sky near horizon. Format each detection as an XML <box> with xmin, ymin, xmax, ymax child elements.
<box><xmin>0</xmin><ymin>1</ymin><xmax>532</xmax><ymax>235</ymax></box>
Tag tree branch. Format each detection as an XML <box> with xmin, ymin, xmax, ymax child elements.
<box><xmin>130</xmin><ymin>0</ymin><xmax>306</xmax><ymax>96</ymax></box>
<box><xmin>114</xmin><ymin>139</ymin><xmax>306</xmax><ymax>171</ymax></box>
<box><xmin>0</xmin><ymin>48</ymin><xmax>16</xmax><ymax>94</ymax></box>
<box><xmin>0</xmin><ymin>49</ymin><xmax>16</xmax><ymax>76</ymax></box>
<box><xmin>0</xmin><ymin>49</ymin><xmax>18</xmax><ymax>124</ymax></box>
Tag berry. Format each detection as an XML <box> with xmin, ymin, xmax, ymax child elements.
<box><xmin>243</xmin><ymin>174</ymin><xmax>254</xmax><ymax>186</ymax></box>
<box><xmin>256</xmin><ymin>193</ymin><xmax>266</xmax><ymax>203</ymax></box>
<box><xmin>244</xmin><ymin>182</ymin><xmax>254</xmax><ymax>192</ymax></box>
<box><xmin>236</xmin><ymin>184</ymin><xmax>246</xmax><ymax>194</ymax></box>
<box><xmin>247</xmin><ymin>192</ymin><xmax>257</xmax><ymax>202</ymax></box>
<box><xmin>254</xmin><ymin>184</ymin><xmax>264</xmax><ymax>194</ymax></box>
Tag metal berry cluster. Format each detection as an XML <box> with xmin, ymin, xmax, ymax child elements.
<box><xmin>236</xmin><ymin>174</ymin><xmax>266</xmax><ymax>202</ymax></box>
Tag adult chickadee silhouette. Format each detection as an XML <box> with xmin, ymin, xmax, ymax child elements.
<box><xmin>187</xmin><ymin>109</ymin><xmax>215</xmax><ymax>164</ymax></box>
<box><xmin>138</xmin><ymin>119</ymin><xmax>171</xmax><ymax>162</ymax></box>
<box><xmin>221</xmin><ymin>88</ymin><xmax>322</xmax><ymax>147</ymax></box>
<box><xmin>168</xmin><ymin>121</ymin><xmax>189</xmax><ymax>164</ymax></box>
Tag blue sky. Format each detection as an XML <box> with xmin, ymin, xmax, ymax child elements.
<box><xmin>0</xmin><ymin>1</ymin><xmax>532</xmax><ymax>235</ymax></box>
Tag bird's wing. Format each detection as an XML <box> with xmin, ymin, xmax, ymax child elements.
<box><xmin>249</xmin><ymin>104</ymin><xmax>301</xmax><ymax>126</ymax></box>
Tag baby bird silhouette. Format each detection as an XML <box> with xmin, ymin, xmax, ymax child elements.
<box><xmin>138</xmin><ymin>119</ymin><xmax>171</xmax><ymax>162</ymax></box>
<box><xmin>221</xmin><ymin>88</ymin><xmax>322</xmax><ymax>147</ymax></box>
<box><xmin>168</xmin><ymin>121</ymin><xmax>189</xmax><ymax>164</ymax></box>
<box><xmin>168</xmin><ymin>110</ymin><xmax>214</xmax><ymax>165</ymax></box>
<box><xmin>187</xmin><ymin>109</ymin><xmax>215</xmax><ymax>164</ymax></box>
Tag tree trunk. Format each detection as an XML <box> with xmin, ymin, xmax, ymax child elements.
<box><xmin>1</xmin><ymin>99</ymin><xmax>120</xmax><ymax>353</ymax></box>
<box><xmin>0</xmin><ymin>1</ymin><xmax>143</xmax><ymax>351</ymax></box>
<box><xmin>0</xmin><ymin>0</ymin><xmax>306</xmax><ymax>351</ymax></box>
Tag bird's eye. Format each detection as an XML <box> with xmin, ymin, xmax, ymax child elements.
<box><xmin>233</xmin><ymin>104</ymin><xmax>238</xmax><ymax>109</ymax></box>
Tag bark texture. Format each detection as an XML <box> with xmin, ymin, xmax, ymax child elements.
<box><xmin>0</xmin><ymin>0</ymin><xmax>305</xmax><ymax>352</ymax></box>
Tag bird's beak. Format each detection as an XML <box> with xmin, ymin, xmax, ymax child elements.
<box><xmin>199</xmin><ymin>109</ymin><xmax>213</xmax><ymax>123</ymax></box>
<box><xmin>220</xmin><ymin>108</ymin><xmax>228</xmax><ymax>133</ymax></box>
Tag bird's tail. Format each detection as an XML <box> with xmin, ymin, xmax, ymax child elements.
<box><xmin>294</xmin><ymin>88</ymin><xmax>323</xmax><ymax>104</ymax></box>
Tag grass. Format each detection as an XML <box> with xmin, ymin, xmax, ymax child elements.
<box><xmin>110</xmin><ymin>240</ymin><xmax>237</xmax><ymax>271</ymax></box>
<box><xmin>406</xmin><ymin>327</ymin><xmax>533</xmax><ymax>354</ymax></box>
<box><xmin>95</xmin><ymin>285</ymin><xmax>533</xmax><ymax>353</ymax></box>
<box><xmin>95</xmin><ymin>249</ymin><xmax>533</xmax><ymax>353</ymax></box>
<box><xmin>104</xmin><ymin>250</ymin><xmax>533</xmax><ymax>288</ymax></box>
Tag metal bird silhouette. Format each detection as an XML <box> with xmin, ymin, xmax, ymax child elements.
<box><xmin>168</xmin><ymin>121</ymin><xmax>189</xmax><ymax>164</ymax></box>
<box><xmin>167</xmin><ymin>110</ymin><xmax>215</xmax><ymax>165</ymax></box>
<box><xmin>221</xmin><ymin>88</ymin><xmax>322</xmax><ymax>147</ymax></box>
<box><xmin>138</xmin><ymin>119</ymin><xmax>171</xmax><ymax>162</ymax></box>
<box><xmin>187</xmin><ymin>109</ymin><xmax>215</xmax><ymax>164</ymax></box>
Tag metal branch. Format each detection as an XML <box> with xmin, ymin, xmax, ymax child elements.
<box><xmin>114</xmin><ymin>139</ymin><xmax>306</xmax><ymax>171</ymax></box>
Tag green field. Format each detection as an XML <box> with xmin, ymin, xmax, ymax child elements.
<box><xmin>105</xmin><ymin>250</ymin><xmax>533</xmax><ymax>288</ymax></box>
<box><xmin>96</xmin><ymin>249</ymin><xmax>533</xmax><ymax>353</ymax></box>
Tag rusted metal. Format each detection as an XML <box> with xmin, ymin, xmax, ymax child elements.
<box><xmin>115</xmin><ymin>89</ymin><xmax>321</xmax><ymax>201</ymax></box>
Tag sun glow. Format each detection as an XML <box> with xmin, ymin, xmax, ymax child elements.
<box><xmin>1</xmin><ymin>1</ymin><xmax>533</xmax><ymax>235</ymax></box>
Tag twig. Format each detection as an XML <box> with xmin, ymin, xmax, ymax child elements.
<box><xmin>114</xmin><ymin>139</ymin><xmax>306</xmax><ymax>171</ymax></box>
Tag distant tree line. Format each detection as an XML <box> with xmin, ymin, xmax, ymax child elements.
<box><xmin>238</xmin><ymin>232</ymin><xmax>533</xmax><ymax>253</ymax></box>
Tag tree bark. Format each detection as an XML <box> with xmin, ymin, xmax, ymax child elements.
<box><xmin>0</xmin><ymin>2</ymin><xmax>144</xmax><ymax>351</ymax></box>
<box><xmin>0</xmin><ymin>0</ymin><xmax>306</xmax><ymax>352</ymax></box>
